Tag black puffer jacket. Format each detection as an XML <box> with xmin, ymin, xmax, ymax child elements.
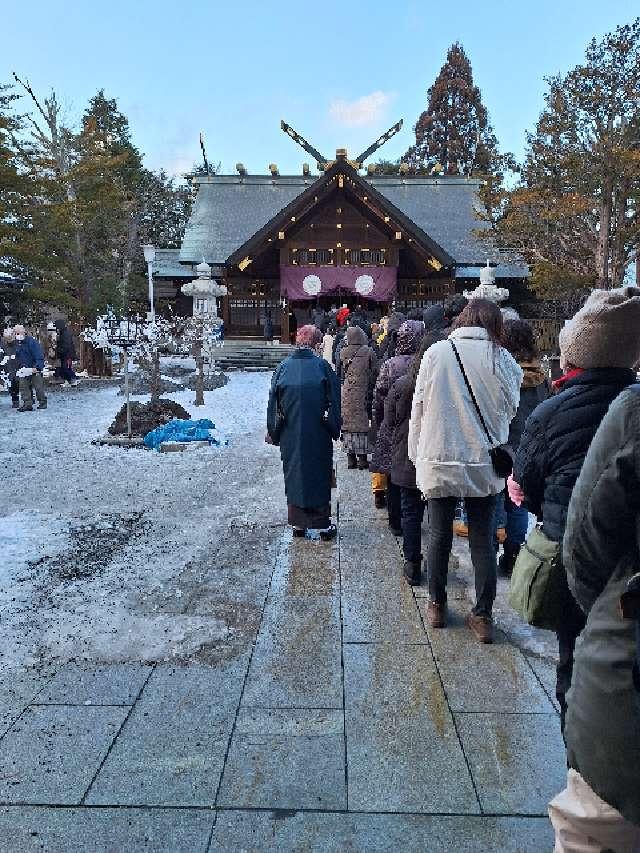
<box><xmin>386</xmin><ymin>374</ymin><xmax>416</xmax><ymax>488</ymax></box>
<box><xmin>513</xmin><ymin>368</ymin><xmax>636</xmax><ymax>543</ymax></box>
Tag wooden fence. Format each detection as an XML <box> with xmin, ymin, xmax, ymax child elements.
<box><xmin>526</xmin><ymin>319</ymin><xmax>563</xmax><ymax>355</ymax></box>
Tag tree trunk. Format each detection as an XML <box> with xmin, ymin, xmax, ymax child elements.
<box><xmin>595</xmin><ymin>174</ymin><xmax>614</xmax><ymax>288</ymax></box>
<box><xmin>150</xmin><ymin>349</ymin><xmax>161</xmax><ymax>405</ymax></box>
<box><xmin>610</xmin><ymin>180</ymin><xmax>630</xmax><ymax>288</ymax></box>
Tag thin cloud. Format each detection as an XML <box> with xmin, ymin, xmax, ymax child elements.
<box><xmin>328</xmin><ymin>91</ymin><xmax>395</xmax><ymax>128</ymax></box>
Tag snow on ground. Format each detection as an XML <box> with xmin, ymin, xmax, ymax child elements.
<box><xmin>0</xmin><ymin>372</ymin><xmax>285</xmax><ymax>673</ymax></box>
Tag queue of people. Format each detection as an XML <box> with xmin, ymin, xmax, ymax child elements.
<box><xmin>266</xmin><ymin>288</ymin><xmax>640</xmax><ymax>850</ymax></box>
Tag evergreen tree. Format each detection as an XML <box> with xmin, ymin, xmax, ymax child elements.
<box><xmin>404</xmin><ymin>43</ymin><xmax>497</xmax><ymax>175</ymax></box>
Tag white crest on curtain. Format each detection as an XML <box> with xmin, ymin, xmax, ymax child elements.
<box><xmin>302</xmin><ymin>274</ymin><xmax>322</xmax><ymax>295</ymax></box>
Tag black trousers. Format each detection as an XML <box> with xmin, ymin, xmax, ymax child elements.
<box><xmin>387</xmin><ymin>481</ymin><xmax>402</xmax><ymax>531</ymax></box>
<box><xmin>426</xmin><ymin>495</ymin><xmax>498</xmax><ymax>617</ymax></box>
<box><xmin>400</xmin><ymin>486</ymin><xmax>425</xmax><ymax>564</ymax></box>
<box><xmin>556</xmin><ymin>593</ymin><xmax>587</xmax><ymax>734</ymax></box>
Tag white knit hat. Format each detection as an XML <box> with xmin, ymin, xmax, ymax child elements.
<box><xmin>559</xmin><ymin>286</ymin><xmax>640</xmax><ymax>370</ymax></box>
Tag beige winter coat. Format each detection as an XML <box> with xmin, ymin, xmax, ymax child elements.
<box><xmin>408</xmin><ymin>327</ymin><xmax>523</xmax><ymax>499</ymax></box>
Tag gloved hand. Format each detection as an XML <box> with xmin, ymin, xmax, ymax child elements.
<box><xmin>507</xmin><ymin>474</ymin><xmax>525</xmax><ymax>507</ymax></box>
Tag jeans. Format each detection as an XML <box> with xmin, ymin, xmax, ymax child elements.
<box><xmin>387</xmin><ymin>481</ymin><xmax>402</xmax><ymax>531</ymax></box>
<box><xmin>426</xmin><ymin>494</ymin><xmax>498</xmax><ymax>617</ymax></box>
<box><xmin>400</xmin><ymin>486</ymin><xmax>425</xmax><ymax>563</ymax></box>
<box><xmin>494</xmin><ymin>490</ymin><xmax>529</xmax><ymax>548</ymax></box>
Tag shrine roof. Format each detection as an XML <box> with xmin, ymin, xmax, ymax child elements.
<box><xmin>179</xmin><ymin>172</ymin><xmax>528</xmax><ymax>278</ymax></box>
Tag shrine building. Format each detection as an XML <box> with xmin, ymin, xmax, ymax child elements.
<box><xmin>154</xmin><ymin>127</ymin><xmax>529</xmax><ymax>339</ymax></box>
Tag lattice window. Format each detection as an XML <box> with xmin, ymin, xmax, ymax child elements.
<box><xmin>343</xmin><ymin>248</ymin><xmax>387</xmax><ymax>266</ymax></box>
<box><xmin>289</xmin><ymin>248</ymin><xmax>334</xmax><ymax>265</ymax></box>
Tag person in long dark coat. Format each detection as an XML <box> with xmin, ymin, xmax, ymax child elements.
<box><xmin>54</xmin><ymin>318</ymin><xmax>78</xmax><ymax>385</ymax></box>
<box><xmin>267</xmin><ymin>324</ymin><xmax>341</xmax><ymax>540</ymax></box>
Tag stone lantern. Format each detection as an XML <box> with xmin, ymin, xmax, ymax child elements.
<box><xmin>463</xmin><ymin>260</ymin><xmax>510</xmax><ymax>304</ymax></box>
<box><xmin>181</xmin><ymin>260</ymin><xmax>227</xmax><ymax>318</ymax></box>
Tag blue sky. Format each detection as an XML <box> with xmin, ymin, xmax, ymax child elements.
<box><xmin>4</xmin><ymin>1</ymin><xmax>637</xmax><ymax>179</ymax></box>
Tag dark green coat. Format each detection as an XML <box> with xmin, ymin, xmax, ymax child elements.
<box><xmin>563</xmin><ymin>384</ymin><xmax>640</xmax><ymax>825</ymax></box>
<box><xmin>267</xmin><ymin>349</ymin><xmax>341</xmax><ymax>510</ymax></box>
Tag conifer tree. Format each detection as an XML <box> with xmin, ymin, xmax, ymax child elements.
<box><xmin>404</xmin><ymin>43</ymin><xmax>497</xmax><ymax>175</ymax></box>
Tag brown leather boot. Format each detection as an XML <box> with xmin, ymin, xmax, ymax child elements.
<box><xmin>466</xmin><ymin>613</ymin><xmax>494</xmax><ymax>644</ymax></box>
<box><xmin>426</xmin><ymin>601</ymin><xmax>447</xmax><ymax>628</ymax></box>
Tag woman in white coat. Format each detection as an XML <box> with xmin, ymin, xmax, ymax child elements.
<box><xmin>408</xmin><ymin>299</ymin><xmax>522</xmax><ymax>643</ymax></box>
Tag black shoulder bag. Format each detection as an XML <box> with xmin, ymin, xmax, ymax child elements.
<box><xmin>270</xmin><ymin>386</ymin><xmax>286</xmax><ymax>445</ymax></box>
<box><xmin>450</xmin><ymin>340</ymin><xmax>514</xmax><ymax>478</ymax></box>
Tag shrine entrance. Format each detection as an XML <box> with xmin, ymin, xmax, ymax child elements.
<box><xmin>224</xmin><ymin>280</ymin><xmax>282</xmax><ymax>338</ymax></box>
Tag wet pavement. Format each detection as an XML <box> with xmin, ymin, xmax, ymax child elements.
<box><xmin>0</xmin><ymin>451</ymin><xmax>565</xmax><ymax>851</ymax></box>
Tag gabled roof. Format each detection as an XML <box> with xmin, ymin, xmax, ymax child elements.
<box><xmin>226</xmin><ymin>160</ymin><xmax>454</xmax><ymax>269</ymax></box>
<box><xmin>179</xmin><ymin>168</ymin><xmax>528</xmax><ymax>278</ymax></box>
<box><xmin>153</xmin><ymin>249</ymin><xmax>196</xmax><ymax>279</ymax></box>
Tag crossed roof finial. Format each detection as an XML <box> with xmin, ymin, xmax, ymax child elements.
<box><xmin>280</xmin><ymin>119</ymin><xmax>404</xmax><ymax>170</ymax></box>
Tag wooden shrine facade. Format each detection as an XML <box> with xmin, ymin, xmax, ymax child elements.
<box><xmin>219</xmin><ymin>157</ymin><xmax>455</xmax><ymax>338</ymax></box>
<box><xmin>167</xmin><ymin>146</ymin><xmax>530</xmax><ymax>338</ymax></box>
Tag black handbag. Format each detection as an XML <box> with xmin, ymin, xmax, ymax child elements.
<box><xmin>450</xmin><ymin>340</ymin><xmax>514</xmax><ymax>479</ymax></box>
<box><xmin>270</xmin><ymin>387</ymin><xmax>286</xmax><ymax>445</ymax></box>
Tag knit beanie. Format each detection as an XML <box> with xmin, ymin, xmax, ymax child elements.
<box><xmin>559</xmin><ymin>286</ymin><xmax>640</xmax><ymax>370</ymax></box>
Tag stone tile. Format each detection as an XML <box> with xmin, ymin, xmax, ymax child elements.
<box><xmin>456</xmin><ymin>712</ymin><xmax>567</xmax><ymax>815</ymax></box>
<box><xmin>210</xmin><ymin>810</ymin><xmax>553</xmax><ymax>852</ymax></box>
<box><xmin>0</xmin><ymin>705</ymin><xmax>128</xmax><ymax>804</ymax></box>
<box><xmin>418</xmin><ymin>601</ymin><xmax>555</xmax><ymax>713</ymax></box>
<box><xmin>343</xmin><ymin>644</ymin><xmax>478</xmax><ymax>813</ymax></box>
<box><xmin>342</xmin><ymin>582</ymin><xmax>427</xmax><ymax>643</ymax></box>
<box><xmin>0</xmin><ymin>669</ymin><xmax>50</xmax><ymax>737</ymax></box>
<box><xmin>86</xmin><ymin>661</ymin><xmax>247</xmax><ymax>806</ymax></box>
<box><xmin>242</xmin><ymin>598</ymin><xmax>342</xmax><ymax>709</ymax></box>
<box><xmin>0</xmin><ymin>805</ymin><xmax>215</xmax><ymax>852</ymax></box>
<box><xmin>217</xmin><ymin>708</ymin><xmax>346</xmax><ymax>810</ymax></box>
<box><xmin>524</xmin><ymin>654</ymin><xmax>561</xmax><ymax>712</ymax></box>
<box><xmin>38</xmin><ymin>663</ymin><xmax>152</xmax><ymax>705</ymax></box>
<box><xmin>269</xmin><ymin>540</ymin><xmax>339</xmax><ymax>597</ymax></box>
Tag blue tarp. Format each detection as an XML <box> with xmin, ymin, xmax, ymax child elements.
<box><xmin>143</xmin><ymin>418</ymin><xmax>229</xmax><ymax>451</ymax></box>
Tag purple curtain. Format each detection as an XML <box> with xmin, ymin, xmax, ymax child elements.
<box><xmin>280</xmin><ymin>265</ymin><xmax>397</xmax><ymax>303</ymax></box>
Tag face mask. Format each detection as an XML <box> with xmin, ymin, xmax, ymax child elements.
<box><xmin>15</xmin><ymin>335</ymin><xmax>25</xmax><ymax>341</ymax></box>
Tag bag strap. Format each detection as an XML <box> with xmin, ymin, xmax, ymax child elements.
<box><xmin>450</xmin><ymin>340</ymin><xmax>494</xmax><ymax>447</ymax></box>
<box><xmin>343</xmin><ymin>344</ymin><xmax>366</xmax><ymax>379</ymax></box>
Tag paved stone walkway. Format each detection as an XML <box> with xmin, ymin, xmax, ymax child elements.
<box><xmin>0</xmin><ymin>459</ymin><xmax>565</xmax><ymax>851</ymax></box>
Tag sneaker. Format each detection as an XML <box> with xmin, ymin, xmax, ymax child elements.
<box><xmin>38</xmin><ymin>401</ymin><xmax>47</xmax><ymax>410</ymax></box>
<box><xmin>347</xmin><ymin>453</ymin><xmax>357</xmax><ymax>470</ymax></box>
<box><xmin>374</xmin><ymin>492</ymin><xmax>386</xmax><ymax>509</ymax></box>
<box><xmin>69</xmin><ymin>380</ymin><xmax>80</xmax><ymax>387</ymax></box>
<box><xmin>427</xmin><ymin>600</ymin><xmax>447</xmax><ymax>628</ymax></box>
<box><xmin>453</xmin><ymin>520</ymin><xmax>469</xmax><ymax>537</ymax></box>
<box><xmin>466</xmin><ymin>613</ymin><xmax>494</xmax><ymax>644</ymax></box>
<box><xmin>319</xmin><ymin>524</ymin><xmax>337</xmax><ymax>542</ymax></box>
